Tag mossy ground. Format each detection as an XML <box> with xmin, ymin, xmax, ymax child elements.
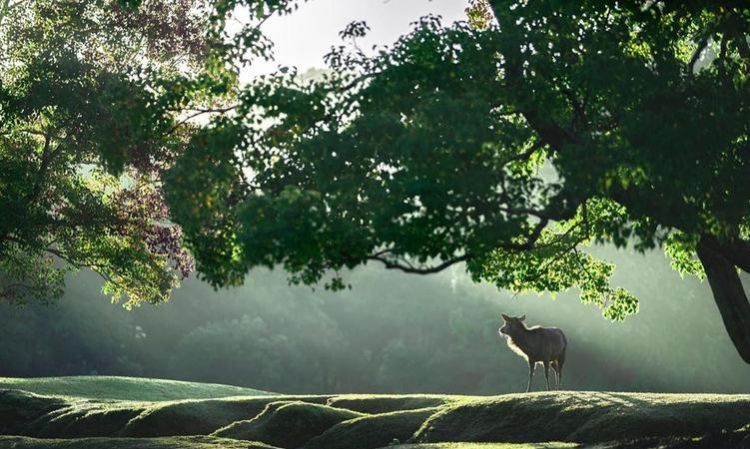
<box><xmin>0</xmin><ymin>376</ymin><xmax>270</xmax><ymax>400</ymax></box>
<box><xmin>306</xmin><ymin>407</ymin><xmax>441</xmax><ymax>449</ymax></box>
<box><xmin>0</xmin><ymin>435</ymin><xmax>279</xmax><ymax>449</ymax></box>
<box><xmin>121</xmin><ymin>395</ymin><xmax>329</xmax><ymax>437</ymax></box>
<box><xmin>391</xmin><ymin>445</ymin><xmax>578</xmax><ymax>449</ymax></box>
<box><xmin>1</xmin><ymin>377</ymin><xmax>749</xmax><ymax>449</ymax></box>
<box><xmin>325</xmin><ymin>395</ymin><xmax>461</xmax><ymax>414</ymax></box>
<box><xmin>212</xmin><ymin>400</ymin><xmax>363</xmax><ymax>448</ymax></box>
<box><xmin>413</xmin><ymin>391</ymin><xmax>750</xmax><ymax>444</ymax></box>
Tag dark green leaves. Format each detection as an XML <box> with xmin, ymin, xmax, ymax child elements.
<box><xmin>170</xmin><ymin>1</ymin><xmax>750</xmax><ymax>323</ymax></box>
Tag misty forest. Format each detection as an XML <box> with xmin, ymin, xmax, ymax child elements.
<box><xmin>1</xmin><ymin>1</ymin><xmax>750</xmax><ymax>448</ymax></box>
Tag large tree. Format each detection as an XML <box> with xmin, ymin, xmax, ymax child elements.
<box><xmin>0</xmin><ymin>0</ymin><xmax>315</xmax><ymax>306</ymax></box>
<box><xmin>164</xmin><ymin>0</ymin><xmax>750</xmax><ymax>362</ymax></box>
<box><xmin>0</xmin><ymin>0</ymin><xmax>219</xmax><ymax>305</ymax></box>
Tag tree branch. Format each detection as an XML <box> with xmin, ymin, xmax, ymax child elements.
<box><xmin>367</xmin><ymin>254</ymin><xmax>471</xmax><ymax>274</ymax></box>
<box><xmin>26</xmin><ymin>133</ymin><xmax>62</xmax><ymax>205</ymax></box>
<box><xmin>700</xmin><ymin>234</ymin><xmax>750</xmax><ymax>273</ymax></box>
<box><xmin>165</xmin><ymin>105</ymin><xmax>239</xmax><ymax>135</ymax></box>
<box><xmin>498</xmin><ymin>205</ymin><xmax>555</xmax><ymax>220</ymax></box>
<box><xmin>365</xmin><ymin>214</ymin><xmax>552</xmax><ymax>275</ymax></box>
<box><xmin>44</xmin><ymin>246</ymin><xmax>82</xmax><ymax>269</ymax></box>
<box><xmin>688</xmin><ymin>36</ymin><xmax>709</xmax><ymax>75</ymax></box>
<box><xmin>487</xmin><ymin>0</ymin><xmax>579</xmax><ymax>152</ymax></box>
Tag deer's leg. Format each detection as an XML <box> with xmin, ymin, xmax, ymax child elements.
<box><xmin>526</xmin><ymin>360</ymin><xmax>536</xmax><ymax>393</ymax></box>
<box><xmin>550</xmin><ymin>361</ymin><xmax>559</xmax><ymax>390</ymax></box>
<box><xmin>543</xmin><ymin>361</ymin><xmax>551</xmax><ymax>391</ymax></box>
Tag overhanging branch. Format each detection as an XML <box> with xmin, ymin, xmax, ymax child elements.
<box><xmin>366</xmin><ymin>254</ymin><xmax>471</xmax><ymax>274</ymax></box>
<box><xmin>366</xmin><ymin>216</ymin><xmax>551</xmax><ymax>275</ymax></box>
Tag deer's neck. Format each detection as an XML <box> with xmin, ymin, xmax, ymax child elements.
<box><xmin>509</xmin><ymin>327</ymin><xmax>535</xmax><ymax>351</ymax></box>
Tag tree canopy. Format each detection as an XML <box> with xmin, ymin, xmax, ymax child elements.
<box><xmin>0</xmin><ymin>0</ymin><xmax>220</xmax><ymax>305</ymax></box>
<box><xmin>3</xmin><ymin>0</ymin><xmax>750</xmax><ymax>363</ymax></box>
<box><xmin>164</xmin><ymin>1</ymin><xmax>750</xmax><ymax>362</ymax></box>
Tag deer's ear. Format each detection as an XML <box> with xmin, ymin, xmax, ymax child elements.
<box><xmin>518</xmin><ymin>314</ymin><xmax>526</xmax><ymax>322</ymax></box>
<box><xmin>501</xmin><ymin>313</ymin><xmax>511</xmax><ymax>321</ymax></box>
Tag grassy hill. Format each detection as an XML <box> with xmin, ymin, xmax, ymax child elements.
<box><xmin>0</xmin><ymin>376</ymin><xmax>271</xmax><ymax>401</ymax></box>
<box><xmin>0</xmin><ymin>437</ymin><xmax>579</xmax><ymax>449</ymax></box>
<box><xmin>0</xmin><ymin>377</ymin><xmax>749</xmax><ymax>449</ymax></box>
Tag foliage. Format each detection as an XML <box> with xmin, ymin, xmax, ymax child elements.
<box><xmin>0</xmin><ymin>0</ymin><xmax>214</xmax><ymax>305</ymax></box>
<box><xmin>4</xmin><ymin>0</ymin><xmax>750</xmax><ymax>363</ymax></box>
<box><xmin>3</xmin><ymin>0</ymin><xmax>748</xmax><ymax>365</ymax></box>
<box><xmin>465</xmin><ymin>0</ymin><xmax>493</xmax><ymax>31</ymax></box>
<box><xmin>162</xmin><ymin>1</ymin><xmax>750</xmax><ymax>361</ymax></box>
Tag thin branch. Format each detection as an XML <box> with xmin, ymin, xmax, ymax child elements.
<box><xmin>44</xmin><ymin>246</ymin><xmax>83</xmax><ymax>269</ymax></box>
<box><xmin>367</xmin><ymin>254</ymin><xmax>471</xmax><ymax>274</ymax></box>
<box><xmin>329</xmin><ymin>71</ymin><xmax>380</xmax><ymax>94</ymax></box>
<box><xmin>523</xmin><ymin>217</ymin><xmax>549</xmax><ymax>249</ymax></box>
<box><xmin>26</xmin><ymin>133</ymin><xmax>62</xmax><ymax>205</ymax></box>
<box><xmin>688</xmin><ymin>36</ymin><xmax>709</xmax><ymax>75</ymax></box>
<box><xmin>164</xmin><ymin>105</ymin><xmax>239</xmax><ymax>135</ymax></box>
<box><xmin>365</xmin><ymin>213</ymin><xmax>552</xmax><ymax>275</ymax></box>
<box><xmin>498</xmin><ymin>205</ymin><xmax>553</xmax><ymax>220</ymax></box>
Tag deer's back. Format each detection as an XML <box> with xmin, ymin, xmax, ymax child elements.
<box><xmin>524</xmin><ymin>326</ymin><xmax>566</xmax><ymax>361</ymax></box>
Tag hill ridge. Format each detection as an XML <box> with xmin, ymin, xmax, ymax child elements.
<box><xmin>0</xmin><ymin>378</ymin><xmax>749</xmax><ymax>449</ymax></box>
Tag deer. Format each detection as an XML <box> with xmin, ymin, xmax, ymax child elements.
<box><xmin>499</xmin><ymin>314</ymin><xmax>567</xmax><ymax>392</ymax></box>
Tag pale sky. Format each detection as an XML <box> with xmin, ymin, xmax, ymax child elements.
<box><xmin>242</xmin><ymin>0</ymin><xmax>470</xmax><ymax>81</ymax></box>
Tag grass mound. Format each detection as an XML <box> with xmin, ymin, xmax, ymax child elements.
<box><xmin>391</xmin><ymin>445</ymin><xmax>576</xmax><ymax>449</ymax></box>
<box><xmin>305</xmin><ymin>407</ymin><xmax>440</xmax><ymax>449</ymax></box>
<box><xmin>212</xmin><ymin>400</ymin><xmax>363</xmax><ymax>448</ymax></box>
<box><xmin>326</xmin><ymin>395</ymin><xmax>456</xmax><ymax>414</ymax></box>
<box><xmin>414</xmin><ymin>391</ymin><xmax>750</xmax><ymax>444</ymax></box>
<box><xmin>0</xmin><ymin>376</ymin><xmax>271</xmax><ymax>401</ymax></box>
<box><xmin>395</xmin><ymin>425</ymin><xmax>750</xmax><ymax>449</ymax></box>
<box><xmin>123</xmin><ymin>396</ymin><xmax>329</xmax><ymax>437</ymax></box>
<box><xmin>4</xmin><ymin>380</ymin><xmax>750</xmax><ymax>449</ymax></box>
<box><xmin>0</xmin><ymin>389</ymin><xmax>330</xmax><ymax>438</ymax></box>
<box><xmin>26</xmin><ymin>401</ymin><xmax>145</xmax><ymax>438</ymax></box>
<box><xmin>0</xmin><ymin>390</ymin><xmax>150</xmax><ymax>438</ymax></box>
<box><xmin>0</xmin><ymin>389</ymin><xmax>68</xmax><ymax>434</ymax></box>
<box><xmin>0</xmin><ymin>435</ymin><xmax>280</xmax><ymax>449</ymax></box>
<box><xmin>0</xmin><ymin>386</ymin><xmax>332</xmax><ymax>438</ymax></box>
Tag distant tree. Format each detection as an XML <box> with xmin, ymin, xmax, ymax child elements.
<box><xmin>164</xmin><ymin>1</ymin><xmax>750</xmax><ymax>363</ymax></box>
<box><xmin>0</xmin><ymin>0</ymin><xmax>220</xmax><ymax>305</ymax></box>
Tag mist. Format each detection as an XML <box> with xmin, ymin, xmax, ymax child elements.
<box><xmin>1</xmin><ymin>245</ymin><xmax>748</xmax><ymax>395</ymax></box>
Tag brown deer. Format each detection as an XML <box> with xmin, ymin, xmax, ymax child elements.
<box><xmin>499</xmin><ymin>314</ymin><xmax>567</xmax><ymax>392</ymax></box>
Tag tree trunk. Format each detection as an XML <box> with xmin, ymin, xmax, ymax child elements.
<box><xmin>696</xmin><ymin>235</ymin><xmax>750</xmax><ymax>364</ymax></box>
